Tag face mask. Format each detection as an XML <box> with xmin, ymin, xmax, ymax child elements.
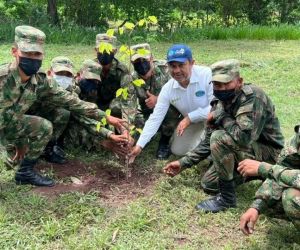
<box><xmin>19</xmin><ymin>57</ymin><xmax>42</xmax><ymax>76</ymax></box>
<box><xmin>53</xmin><ymin>74</ymin><xmax>73</xmax><ymax>89</ymax></box>
<box><xmin>213</xmin><ymin>89</ymin><xmax>236</xmax><ymax>102</ymax></box>
<box><xmin>133</xmin><ymin>60</ymin><xmax>151</xmax><ymax>76</ymax></box>
<box><xmin>79</xmin><ymin>79</ymin><xmax>98</xmax><ymax>95</ymax></box>
<box><xmin>97</xmin><ymin>52</ymin><xmax>114</xmax><ymax>65</ymax></box>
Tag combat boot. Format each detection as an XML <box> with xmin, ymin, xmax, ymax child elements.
<box><xmin>195</xmin><ymin>179</ymin><xmax>236</xmax><ymax>213</ymax></box>
<box><xmin>43</xmin><ymin>141</ymin><xmax>67</xmax><ymax>164</ymax></box>
<box><xmin>156</xmin><ymin>134</ymin><xmax>171</xmax><ymax>160</ymax></box>
<box><xmin>15</xmin><ymin>158</ymin><xmax>55</xmax><ymax>187</ymax></box>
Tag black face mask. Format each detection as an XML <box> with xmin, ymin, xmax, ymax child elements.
<box><xmin>213</xmin><ymin>89</ymin><xmax>236</xmax><ymax>102</ymax></box>
<box><xmin>133</xmin><ymin>60</ymin><xmax>151</xmax><ymax>76</ymax></box>
<box><xmin>79</xmin><ymin>79</ymin><xmax>98</xmax><ymax>95</ymax></box>
<box><xmin>19</xmin><ymin>57</ymin><xmax>42</xmax><ymax>76</ymax></box>
<box><xmin>97</xmin><ymin>52</ymin><xmax>114</xmax><ymax>65</ymax></box>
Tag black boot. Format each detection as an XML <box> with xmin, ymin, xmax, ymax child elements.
<box><xmin>15</xmin><ymin>158</ymin><xmax>55</xmax><ymax>187</ymax></box>
<box><xmin>156</xmin><ymin>134</ymin><xmax>171</xmax><ymax>160</ymax></box>
<box><xmin>195</xmin><ymin>179</ymin><xmax>236</xmax><ymax>213</ymax></box>
<box><xmin>44</xmin><ymin>141</ymin><xmax>67</xmax><ymax>164</ymax></box>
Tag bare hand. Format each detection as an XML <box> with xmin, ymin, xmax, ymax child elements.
<box><xmin>176</xmin><ymin>116</ymin><xmax>191</xmax><ymax>136</ymax></box>
<box><xmin>13</xmin><ymin>145</ymin><xmax>28</xmax><ymax>161</ymax></box>
<box><xmin>128</xmin><ymin>145</ymin><xmax>142</xmax><ymax>164</ymax></box>
<box><xmin>145</xmin><ymin>90</ymin><xmax>157</xmax><ymax>109</ymax></box>
<box><xmin>106</xmin><ymin>115</ymin><xmax>127</xmax><ymax>132</ymax></box>
<box><xmin>101</xmin><ymin>139</ymin><xmax>128</xmax><ymax>156</ymax></box>
<box><xmin>109</xmin><ymin>134</ymin><xmax>129</xmax><ymax>144</ymax></box>
<box><xmin>240</xmin><ymin>208</ymin><xmax>259</xmax><ymax>235</ymax></box>
<box><xmin>237</xmin><ymin>159</ymin><xmax>261</xmax><ymax>177</ymax></box>
<box><xmin>163</xmin><ymin>160</ymin><xmax>181</xmax><ymax>177</ymax></box>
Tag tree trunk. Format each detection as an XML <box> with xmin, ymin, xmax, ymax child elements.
<box><xmin>47</xmin><ymin>0</ymin><xmax>60</xmax><ymax>25</ymax></box>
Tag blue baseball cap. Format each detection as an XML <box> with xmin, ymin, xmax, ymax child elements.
<box><xmin>167</xmin><ymin>44</ymin><xmax>193</xmax><ymax>63</ymax></box>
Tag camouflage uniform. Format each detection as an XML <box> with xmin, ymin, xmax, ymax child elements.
<box><xmin>250</xmin><ymin>124</ymin><xmax>300</xmax><ymax>229</ymax></box>
<box><xmin>0</xmin><ymin>26</ymin><xmax>106</xmax><ymax>163</ymax></box>
<box><xmin>179</xmin><ymin>60</ymin><xmax>284</xmax><ymax>193</ymax></box>
<box><xmin>130</xmin><ymin>43</ymin><xmax>180</xmax><ymax>138</ymax></box>
<box><xmin>27</xmin><ymin>56</ymin><xmax>76</xmax><ymax>142</ymax></box>
<box><xmin>64</xmin><ymin>60</ymin><xmax>113</xmax><ymax>149</ymax></box>
<box><xmin>95</xmin><ymin>34</ymin><xmax>132</xmax><ymax>118</ymax></box>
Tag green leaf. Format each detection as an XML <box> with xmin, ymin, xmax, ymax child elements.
<box><xmin>137</xmin><ymin>48</ymin><xmax>150</xmax><ymax>56</ymax></box>
<box><xmin>132</xmin><ymin>79</ymin><xmax>145</xmax><ymax>87</ymax></box>
<box><xmin>118</xmin><ymin>27</ymin><xmax>124</xmax><ymax>35</ymax></box>
<box><xmin>148</xmin><ymin>16</ymin><xmax>158</xmax><ymax>24</ymax></box>
<box><xmin>138</xmin><ymin>19</ymin><xmax>146</xmax><ymax>27</ymax></box>
<box><xmin>105</xmin><ymin>109</ymin><xmax>111</xmax><ymax>116</ymax></box>
<box><xmin>96</xmin><ymin>122</ymin><xmax>101</xmax><ymax>132</ymax></box>
<box><xmin>124</xmin><ymin>22</ymin><xmax>135</xmax><ymax>30</ymax></box>
<box><xmin>99</xmin><ymin>42</ymin><xmax>113</xmax><ymax>54</ymax></box>
<box><xmin>116</xmin><ymin>88</ymin><xmax>124</xmax><ymax>97</ymax></box>
<box><xmin>136</xmin><ymin>128</ymin><xmax>143</xmax><ymax>134</ymax></box>
<box><xmin>122</xmin><ymin>87</ymin><xmax>128</xmax><ymax>100</ymax></box>
<box><xmin>101</xmin><ymin>117</ymin><xmax>107</xmax><ymax>126</ymax></box>
<box><xmin>106</xmin><ymin>29</ymin><xmax>115</xmax><ymax>37</ymax></box>
<box><xmin>119</xmin><ymin>45</ymin><xmax>129</xmax><ymax>53</ymax></box>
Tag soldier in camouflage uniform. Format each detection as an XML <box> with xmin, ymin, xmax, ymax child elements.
<box><xmin>94</xmin><ymin>34</ymin><xmax>132</xmax><ymax>118</ymax></box>
<box><xmin>130</xmin><ymin>43</ymin><xmax>180</xmax><ymax>159</ymax></box>
<box><xmin>239</xmin><ymin>124</ymin><xmax>300</xmax><ymax>234</ymax></box>
<box><xmin>27</xmin><ymin>56</ymin><xmax>77</xmax><ymax>164</ymax></box>
<box><xmin>163</xmin><ymin>59</ymin><xmax>284</xmax><ymax>213</ymax></box>
<box><xmin>0</xmin><ymin>25</ymin><xmax>126</xmax><ymax>187</ymax></box>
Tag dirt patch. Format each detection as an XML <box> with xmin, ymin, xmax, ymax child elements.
<box><xmin>33</xmin><ymin>160</ymin><xmax>158</xmax><ymax>205</ymax></box>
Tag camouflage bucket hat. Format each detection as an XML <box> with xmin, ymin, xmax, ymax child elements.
<box><xmin>51</xmin><ymin>56</ymin><xmax>74</xmax><ymax>76</ymax></box>
<box><xmin>95</xmin><ymin>33</ymin><xmax>117</xmax><ymax>49</ymax></box>
<box><xmin>211</xmin><ymin>59</ymin><xmax>240</xmax><ymax>83</ymax></box>
<box><xmin>81</xmin><ymin>59</ymin><xmax>102</xmax><ymax>81</ymax></box>
<box><xmin>15</xmin><ymin>25</ymin><xmax>46</xmax><ymax>54</ymax></box>
<box><xmin>130</xmin><ymin>43</ymin><xmax>151</xmax><ymax>62</ymax></box>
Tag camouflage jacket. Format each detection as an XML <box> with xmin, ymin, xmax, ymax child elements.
<box><xmin>0</xmin><ymin>62</ymin><xmax>106</xmax><ymax>147</ymax></box>
<box><xmin>132</xmin><ymin>60</ymin><xmax>170</xmax><ymax>115</ymax></box>
<box><xmin>179</xmin><ymin>83</ymin><xmax>285</xmax><ymax>168</ymax></box>
<box><xmin>251</xmin><ymin>124</ymin><xmax>300</xmax><ymax>212</ymax></box>
<box><xmin>95</xmin><ymin>58</ymin><xmax>132</xmax><ymax>110</ymax></box>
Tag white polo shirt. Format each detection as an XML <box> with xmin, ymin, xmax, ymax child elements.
<box><xmin>137</xmin><ymin>64</ymin><xmax>213</xmax><ymax>148</ymax></box>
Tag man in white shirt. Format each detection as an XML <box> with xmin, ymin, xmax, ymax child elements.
<box><xmin>129</xmin><ymin>44</ymin><xmax>213</xmax><ymax>163</ymax></box>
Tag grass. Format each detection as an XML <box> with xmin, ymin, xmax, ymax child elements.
<box><xmin>0</xmin><ymin>40</ymin><xmax>300</xmax><ymax>249</ymax></box>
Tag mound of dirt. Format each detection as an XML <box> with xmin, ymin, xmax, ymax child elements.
<box><xmin>33</xmin><ymin>160</ymin><xmax>158</xmax><ymax>205</ymax></box>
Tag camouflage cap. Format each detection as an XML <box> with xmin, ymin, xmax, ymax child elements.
<box><xmin>51</xmin><ymin>56</ymin><xmax>74</xmax><ymax>76</ymax></box>
<box><xmin>130</xmin><ymin>43</ymin><xmax>151</xmax><ymax>62</ymax></box>
<box><xmin>95</xmin><ymin>33</ymin><xmax>117</xmax><ymax>49</ymax></box>
<box><xmin>15</xmin><ymin>25</ymin><xmax>46</xmax><ymax>54</ymax></box>
<box><xmin>81</xmin><ymin>59</ymin><xmax>102</xmax><ymax>81</ymax></box>
<box><xmin>211</xmin><ymin>59</ymin><xmax>240</xmax><ymax>83</ymax></box>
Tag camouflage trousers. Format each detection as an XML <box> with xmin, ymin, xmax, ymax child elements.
<box><xmin>1</xmin><ymin>115</ymin><xmax>53</xmax><ymax>161</ymax></box>
<box><xmin>64</xmin><ymin>118</ymin><xmax>99</xmax><ymax>151</ymax></box>
<box><xmin>282</xmin><ymin>188</ymin><xmax>300</xmax><ymax>230</ymax></box>
<box><xmin>201</xmin><ymin>130</ymin><xmax>281</xmax><ymax>193</ymax></box>
<box><xmin>134</xmin><ymin>105</ymin><xmax>181</xmax><ymax>139</ymax></box>
<box><xmin>28</xmin><ymin>107</ymin><xmax>70</xmax><ymax>142</ymax></box>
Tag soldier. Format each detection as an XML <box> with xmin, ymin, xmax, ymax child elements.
<box><xmin>163</xmin><ymin>59</ymin><xmax>285</xmax><ymax>213</ymax></box>
<box><xmin>95</xmin><ymin>34</ymin><xmax>132</xmax><ymax>118</ymax></box>
<box><xmin>27</xmin><ymin>56</ymin><xmax>77</xmax><ymax>164</ymax></box>
<box><xmin>239</xmin><ymin>124</ymin><xmax>300</xmax><ymax>234</ymax></box>
<box><xmin>130</xmin><ymin>43</ymin><xmax>181</xmax><ymax>159</ymax></box>
<box><xmin>129</xmin><ymin>44</ymin><xmax>213</xmax><ymax>162</ymax></box>
<box><xmin>65</xmin><ymin>59</ymin><xmax>130</xmax><ymax>153</ymax></box>
<box><xmin>0</xmin><ymin>25</ymin><xmax>126</xmax><ymax>187</ymax></box>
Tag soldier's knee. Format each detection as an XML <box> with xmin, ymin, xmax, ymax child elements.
<box><xmin>40</xmin><ymin>118</ymin><xmax>53</xmax><ymax>137</ymax></box>
<box><xmin>282</xmin><ymin>188</ymin><xmax>300</xmax><ymax>219</ymax></box>
<box><xmin>60</xmin><ymin>109</ymin><xmax>71</xmax><ymax>122</ymax></box>
<box><xmin>210</xmin><ymin>130</ymin><xmax>230</xmax><ymax>150</ymax></box>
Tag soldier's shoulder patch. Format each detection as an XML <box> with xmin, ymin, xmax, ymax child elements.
<box><xmin>242</xmin><ymin>84</ymin><xmax>253</xmax><ymax>96</ymax></box>
<box><xmin>0</xmin><ymin>63</ymin><xmax>10</xmax><ymax>77</ymax></box>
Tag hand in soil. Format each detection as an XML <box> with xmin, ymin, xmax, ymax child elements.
<box><xmin>106</xmin><ymin>115</ymin><xmax>127</xmax><ymax>132</ymax></box>
<box><xmin>128</xmin><ymin>145</ymin><xmax>142</xmax><ymax>164</ymax></box>
<box><xmin>101</xmin><ymin>140</ymin><xmax>128</xmax><ymax>157</ymax></box>
<box><xmin>163</xmin><ymin>160</ymin><xmax>181</xmax><ymax>177</ymax></box>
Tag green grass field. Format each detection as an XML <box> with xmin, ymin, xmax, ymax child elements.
<box><xmin>0</xmin><ymin>41</ymin><xmax>300</xmax><ymax>249</ymax></box>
